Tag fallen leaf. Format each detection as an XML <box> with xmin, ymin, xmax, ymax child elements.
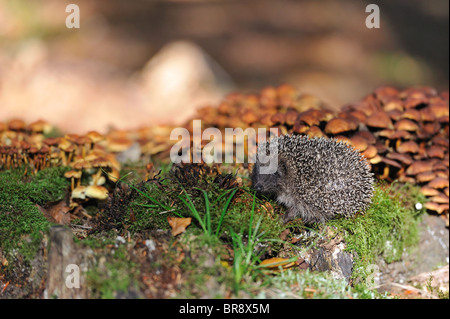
<box><xmin>259</xmin><ymin>257</ymin><xmax>296</xmax><ymax>269</ymax></box>
<box><xmin>280</xmin><ymin>229</ymin><xmax>290</xmax><ymax>241</ymax></box>
<box><xmin>36</xmin><ymin>200</ymin><xmax>71</xmax><ymax>225</ymax></box>
<box><xmin>168</xmin><ymin>217</ymin><xmax>192</xmax><ymax>236</ymax></box>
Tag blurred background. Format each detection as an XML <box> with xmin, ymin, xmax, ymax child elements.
<box><xmin>0</xmin><ymin>0</ymin><xmax>448</xmax><ymax>133</ymax></box>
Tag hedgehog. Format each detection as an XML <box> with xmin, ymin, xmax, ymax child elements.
<box><xmin>251</xmin><ymin>135</ymin><xmax>374</xmax><ymax>224</ymax></box>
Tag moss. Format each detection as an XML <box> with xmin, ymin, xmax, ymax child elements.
<box><xmin>0</xmin><ymin>166</ymin><xmax>70</xmax><ymax>261</ymax></box>
<box><xmin>326</xmin><ymin>181</ymin><xmax>425</xmax><ymax>282</ymax></box>
<box><xmin>86</xmin><ymin>245</ymin><xmax>141</xmax><ymax>299</ymax></box>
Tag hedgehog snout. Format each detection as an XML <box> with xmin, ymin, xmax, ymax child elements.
<box><xmin>254</xmin><ymin>184</ymin><xmax>264</xmax><ymax>192</ymax></box>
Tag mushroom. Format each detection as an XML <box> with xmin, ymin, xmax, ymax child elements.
<box><xmin>64</xmin><ymin>170</ymin><xmax>82</xmax><ymax>191</ymax></box>
<box><xmin>394</xmin><ymin>119</ymin><xmax>419</xmax><ymax>132</ymax></box>
<box><xmin>426</xmin><ymin>145</ymin><xmax>445</xmax><ymax>159</ymax></box>
<box><xmin>401</xmin><ymin>109</ymin><xmax>421</xmax><ymax>122</ymax></box>
<box><xmin>406</xmin><ymin>160</ymin><xmax>434</xmax><ymax>176</ymax></box>
<box><xmin>8</xmin><ymin>119</ymin><xmax>26</xmax><ymax>131</ymax></box>
<box><xmin>293</xmin><ymin>122</ymin><xmax>309</xmax><ymax>134</ymax></box>
<box><xmin>397</xmin><ymin>141</ymin><xmax>419</xmax><ymax>154</ymax></box>
<box><xmin>307</xmin><ymin>126</ymin><xmax>325</xmax><ymax>138</ymax></box>
<box><xmin>324</xmin><ymin>118</ymin><xmax>355</xmax><ymax>135</ymax></box>
<box><xmin>366</xmin><ymin>111</ymin><xmax>393</xmax><ymax>129</ymax></box>
<box><xmin>424</xmin><ymin>202</ymin><xmax>444</xmax><ymax>214</ymax></box>
<box><xmin>284</xmin><ymin>110</ymin><xmax>299</xmax><ymax>126</ymax></box>
<box><xmin>361</xmin><ymin>145</ymin><xmax>377</xmax><ymax>159</ymax></box>
<box><xmin>71</xmin><ymin>186</ymin><xmax>87</xmax><ymax>200</ymax></box>
<box><xmin>386</xmin><ymin>152</ymin><xmax>413</xmax><ymax>166</ymax></box>
<box><xmin>298</xmin><ymin>110</ymin><xmax>321</xmax><ymax>127</ymax></box>
<box><xmin>349</xmin><ymin>136</ymin><xmax>369</xmax><ymax>152</ymax></box>
<box><xmin>85</xmin><ymin>185</ymin><xmax>109</xmax><ymax>200</ymax></box>
<box><xmin>420</xmin><ymin>186</ymin><xmax>441</xmax><ymax>197</ymax></box>
<box><xmin>415</xmin><ymin>172</ymin><xmax>436</xmax><ymax>183</ymax></box>
<box><xmin>428</xmin><ymin>177</ymin><xmax>449</xmax><ymax>190</ymax></box>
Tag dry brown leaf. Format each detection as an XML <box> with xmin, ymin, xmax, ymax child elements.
<box><xmin>168</xmin><ymin>217</ymin><xmax>192</xmax><ymax>236</ymax></box>
<box><xmin>36</xmin><ymin>200</ymin><xmax>71</xmax><ymax>225</ymax></box>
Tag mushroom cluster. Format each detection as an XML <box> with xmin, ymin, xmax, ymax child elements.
<box><xmin>184</xmin><ymin>84</ymin><xmax>449</xmax><ymax>224</ymax></box>
<box><xmin>0</xmin><ymin>120</ymin><xmax>121</xmax><ymax>208</ymax></box>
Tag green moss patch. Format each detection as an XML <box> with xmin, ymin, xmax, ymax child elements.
<box><xmin>0</xmin><ymin>166</ymin><xmax>70</xmax><ymax>261</ymax></box>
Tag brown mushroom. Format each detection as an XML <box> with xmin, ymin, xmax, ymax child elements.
<box><xmin>427</xmin><ymin>145</ymin><xmax>446</xmax><ymax>159</ymax></box>
<box><xmin>307</xmin><ymin>126</ymin><xmax>325</xmax><ymax>138</ymax></box>
<box><xmin>406</xmin><ymin>160</ymin><xmax>434</xmax><ymax>175</ymax></box>
<box><xmin>430</xmin><ymin>193</ymin><xmax>449</xmax><ymax>204</ymax></box>
<box><xmin>401</xmin><ymin>109</ymin><xmax>422</xmax><ymax>122</ymax></box>
<box><xmin>349</xmin><ymin>136</ymin><xmax>369</xmax><ymax>152</ymax></box>
<box><xmin>361</xmin><ymin>145</ymin><xmax>377</xmax><ymax>159</ymax></box>
<box><xmin>64</xmin><ymin>170</ymin><xmax>82</xmax><ymax>190</ymax></box>
<box><xmin>285</xmin><ymin>110</ymin><xmax>299</xmax><ymax>126</ymax></box>
<box><xmin>324</xmin><ymin>118</ymin><xmax>355</xmax><ymax>135</ymax></box>
<box><xmin>420</xmin><ymin>186</ymin><xmax>441</xmax><ymax>197</ymax></box>
<box><xmin>366</xmin><ymin>111</ymin><xmax>393</xmax><ymax>129</ymax></box>
<box><xmin>386</xmin><ymin>152</ymin><xmax>413</xmax><ymax>166</ymax></box>
<box><xmin>298</xmin><ymin>110</ymin><xmax>321</xmax><ymax>127</ymax></box>
<box><xmin>428</xmin><ymin>177</ymin><xmax>449</xmax><ymax>189</ymax></box>
<box><xmin>396</xmin><ymin>141</ymin><xmax>419</xmax><ymax>154</ymax></box>
<box><xmin>85</xmin><ymin>185</ymin><xmax>109</xmax><ymax>200</ymax></box>
<box><xmin>8</xmin><ymin>119</ymin><xmax>26</xmax><ymax>131</ymax></box>
<box><xmin>415</xmin><ymin>172</ymin><xmax>436</xmax><ymax>183</ymax></box>
<box><xmin>394</xmin><ymin>119</ymin><xmax>419</xmax><ymax>132</ymax></box>
<box><xmin>424</xmin><ymin>202</ymin><xmax>444</xmax><ymax>214</ymax></box>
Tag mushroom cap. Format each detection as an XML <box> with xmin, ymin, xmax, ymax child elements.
<box><xmin>85</xmin><ymin>185</ymin><xmax>109</xmax><ymax>200</ymax></box>
<box><xmin>406</xmin><ymin>160</ymin><xmax>434</xmax><ymax>175</ymax></box>
<box><xmin>86</xmin><ymin>131</ymin><xmax>105</xmax><ymax>144</ymax></box>
<box><xmin>307</xmin><ymin>126</ymin><xmax>325</xmax><ymax>138</ymax></box>
<box><xmin>349</xmin><ymin>136</ymin><xmax>369</xmax><ymax>152</ymax></box>
<box><xmin>428</xmin><ymin>177</ymin><xmax>449</xmax><ymax>189</ymax></box>
<box><xmin>28</xmin><ymin>120</ymin><xmax>52</xmax><ymax>134</ymax></box>
<box><xmin>8</xmin><ymin>119</ymin><xmax>26</xmax><ymax>131</ymax></box>
<box><xmin>386</xmin><ymin>152</ymin><xmax>413</xmax><ymax>165</ymax></box>
<box><xmin>401</xmin><ymin>109</ymin><xmax>422</xmax><ymax>122</ymax></box>
<box><xmin>270</xmin><ymin>112</ymin><xmax>286</xmax><ymax>125</ymax></box>
<box><xmin>71</xmin><ymin>186</ymin><xmax>87</xmax><ymax>199</ymax></box>
<box><xmin>43</xmin><ymin>137</ymin><xmax>61</xmax><ymax>146</ymax></box>
<box><xmin>366</xmin><ymin>111</ymin><xmax>393</xmax><ymax>129</ymax></box>
<box><xmin>293</xmin><ymin>122</ymin><xmax>309</xmax><ymax>134</ymax></box>
<box><xmin>298</xmin><ymin>110</ymin><xmax>322</xmax><ymax>126</ymax></box>
<box><xmin>64</xmin><ymin>170</ymin><xmax>82</xmax><ymax>179</ymax></box>
<box><xmin>424</xmin><ymin>202</ymin><xmax>444</xmax><ymax>214</ymax></box>
<box><xmin>361</xmin><ymin>145</ymin><xmax>377</xmax><ymax>159</ymax></box>
<box><xmin>394</xmin><ymin>119</ymin><xmax>419</xmax><ymax>132</ymax></box>
<box><xmin>381</xmin><ymin>157</ymin><xmax>402</xmax><ymax>169</ymax></box>
<box><xmin>382</xmin><ymin>98</ymin><xmax>404</xmax><ymax>112</ymax></box>
<box><xmin>415</xmin><ymin>172</ymin><xmax>436</xmax><ymax>183</ymax></box>
<box><xmin>285</xmin><ymin>110</ymin><xmax>299</xmax><ymax>126</ymax></box>
<box><xmin>75</xmin><ymin>136</ymin><xmax>92</xmax><ymax>146</ymax></box>
<box><xmin>430</xmin><ymin>193</ymin><xmax>449</xmax><ymax>204</ymax></box>
<box><xmin>324</xmin><ymin>118</ymin><xmax>355</xmax><ymax>134</ymax></box>
<box><xmin>397</xmin><ymin>141</ymin><xmax>420</xmax><ymax>154</ymax></box>
<box><xmin>106</xmin><ymin>137</ymin><xmax>133</xmax><ymax>153</ymax></box>
<box><xmin>420</xmin><ymin>186</ymin><xmax>441</xmax><ymax>197</ymax></box>
<box><xmin>353</xmin><ymin>130</ymin><xmax>377</xmax><ymax>144</ymax></box>
<box><xmin>426</xmin><ymin>145</ymin><xmax>446</xmax><ymax>159</ymax></box>
<box><xmin>420</xmin><ymin>107</ymin><xmax>437</xmax><ymax>122</ymax></box>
